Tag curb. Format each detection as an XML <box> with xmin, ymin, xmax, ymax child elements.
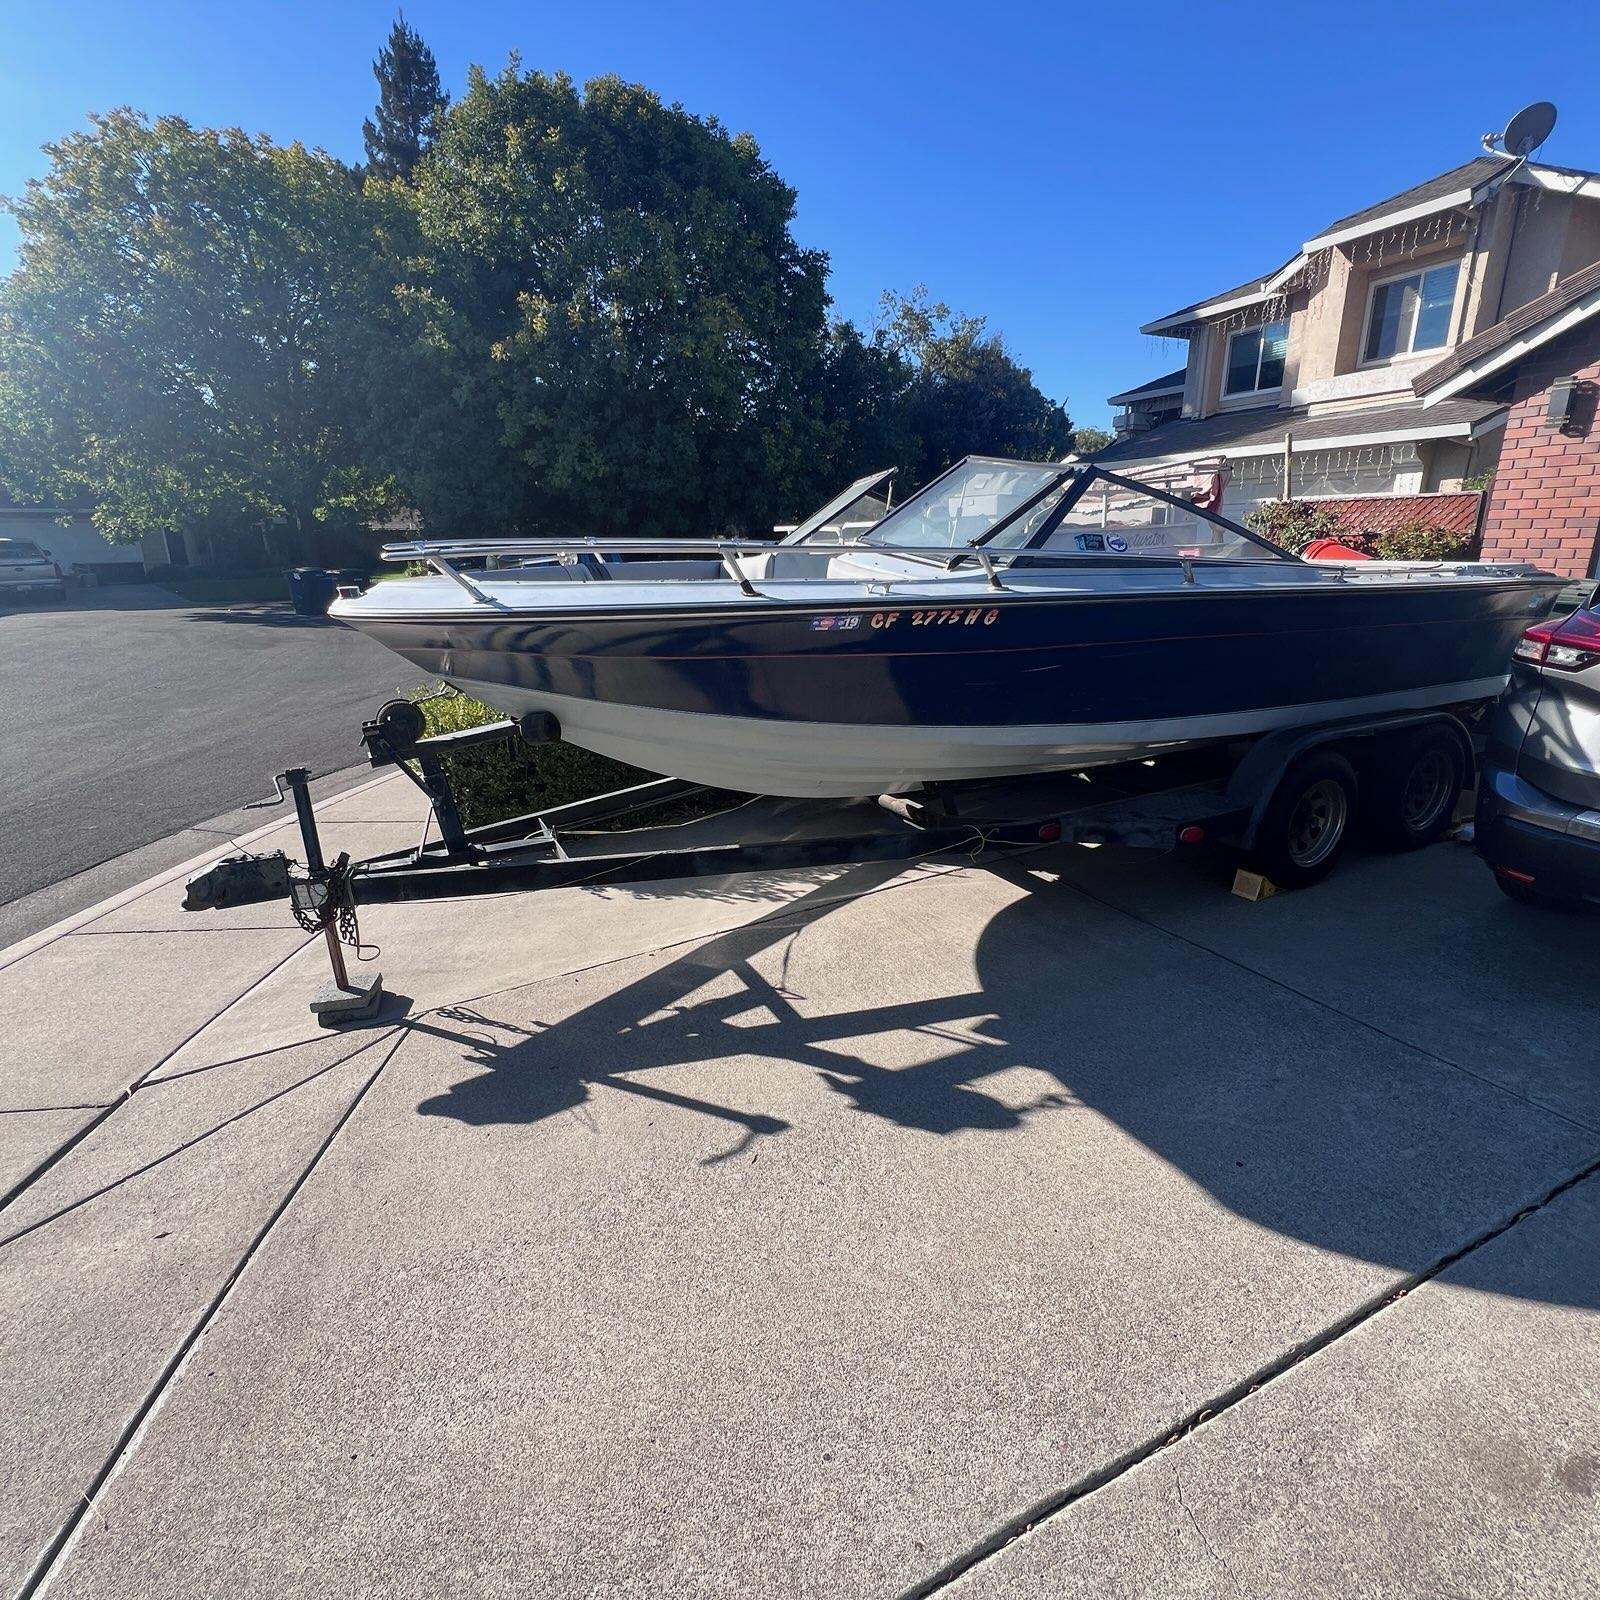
<box><xmin>0</xmin><ymin>768</ymin><xmax>404</xmax><ymax>976</ymax></box>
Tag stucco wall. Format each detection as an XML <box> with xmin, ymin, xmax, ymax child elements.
<box><xmin>1497</xmin><ymin>188</ymin><xmax>1575</xmax><ymax>315</ymax></box>
<box><xmin>1558</xmin><ymin>198</ymin><xmax>1600</xmax><ymax>280</ymax></box>
<box><xmin>1135</xmin><ymin>179</ymin><xmax>1600</xmax><ymax>442</ymax></box>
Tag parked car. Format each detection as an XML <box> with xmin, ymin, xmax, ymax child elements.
<box><xmin>0</xmin><ymin>537</ymin><xmax>67</xmax><ymax>602</ymax></box>
<box><xmin>1477</xmin><ymin>580</ymin><xmax>1600</xmax><ymax>910</ymax></box>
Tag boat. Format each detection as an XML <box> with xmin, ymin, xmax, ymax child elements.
<box><xmin>329</xmin><ymin>457</ymin><xmax>1565</xmax><ymax>798</ymax></box>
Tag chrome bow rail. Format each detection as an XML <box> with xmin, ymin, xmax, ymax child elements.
<box><xmin>374</xmin><ymin>534</ymin><xmax>1257</xmax><ymax>604</ymax></box>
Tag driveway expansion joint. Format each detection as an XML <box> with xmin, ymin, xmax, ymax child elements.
<box><xmin>0</xmin><ymin>1027</ymin><xmax>400</xmax><ymax>1252</ymax></box>
<box><xmin>431</xmin><ymin>851</ymin><xmax>1001</xmax><ymax>1021</ymax></box>
<box><xmin>13</xmin><ymin>1028</ymin><xmax>407</xmax><ymax>1600</ymax></box>
<box><xmin>0</xmin><ymin>934</ymin><xmax>316</xmax><ymax>1215</ymax></box>
<box><xmin>896</xmin><ymin>1152</ymin><xmax>1600</xmax><ymax>1600</ymax></box>
<box><xmin>0</xmin><ymin>1104</ymin><xmax>109</xmax><ymax>1116</ymax></box>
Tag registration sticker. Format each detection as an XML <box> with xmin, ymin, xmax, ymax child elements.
<box><xmin>810</xmin><ymin>613</ymin><xmax>860</xmax><ymax>631</ymax></box>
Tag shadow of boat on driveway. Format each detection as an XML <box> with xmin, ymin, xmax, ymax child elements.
<box><xmin>413</xmin><ymin>858</ymin><xmax>1600</xmax><ymax>1308</ymax></box>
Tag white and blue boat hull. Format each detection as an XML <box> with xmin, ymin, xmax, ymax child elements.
<box><xmin>333</xmin><ymin>570</ymin><xmax>1560</xmax><ymax>796</ymax></box>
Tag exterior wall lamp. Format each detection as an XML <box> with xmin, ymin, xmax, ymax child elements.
<box><xmin>1546</xmin><ymin>378</ymin><xmax>1595</xmax><ymax>435</ymax></box>
<box><xmin>1546</xmin><ymin>378</ymin><xmax>1577</xmax><ymax>427</ymax></box>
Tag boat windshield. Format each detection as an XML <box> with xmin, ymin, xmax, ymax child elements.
<box><xmin>862</xmin><ymin>455</ymin><xmax>1294</xmax><ymax>561</ymax></box>
<box><xmin>783</xmin><ymin>470</ymin><xmax>895</xmax><ymax>544</ymax></box>
<box><xmin>1037</xmin><ymin>471</ymin><xmax>1282</xmax><ymax>560</ymax></box>
<box><xmin>866</xmin><ymin>458</ymin><xmax>1065</xmax><ymax>548</ymax></box>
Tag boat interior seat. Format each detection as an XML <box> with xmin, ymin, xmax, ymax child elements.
<box><xmin>605</xmin><ymin>558</ymin><xmax>727</xmax><ymax>581</ymax></box>
<box><xmin>489</xmin><ymin>555</ymin><xmax>729</xmax><ymax>583</ymax></box>
<box><xmin>736</xmin><ymin>549</ymin><xmax>840</xmax><ymax>581</ymax></box>
<box><xmin>821</xmin><ymin>548</ymin><xmax>953</xmax><ymax>583</ymax></box>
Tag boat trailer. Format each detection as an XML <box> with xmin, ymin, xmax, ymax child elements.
<box><xmin>183</xmin><ymin>700</ymin><xmax>1477</xmax><ymax>1024</ymax></box>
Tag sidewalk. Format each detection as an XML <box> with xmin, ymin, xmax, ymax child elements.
<box><xmin>1</xmin><ymin>769</ymin><xmax>1597</xmax><ymax>1597</ymax></box>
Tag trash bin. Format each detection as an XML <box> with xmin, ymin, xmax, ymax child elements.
<box><xmin>288</xmin><ymin>568</ymin><xmax>341</xmax><ymax>615</ymax></box>
<box><xmin>287</xmin><ymin>568</ymin><xmax>322</xmax><ymax>615</ymax></box>
<box><xmin>331</xmin><ymin>567</ymin><xmax>368</xmax><ymax>596</ymax></box>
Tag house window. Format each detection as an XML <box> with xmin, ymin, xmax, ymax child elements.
<box><xmin>1224</xmin><ymin>321</ymin><xmax>1288</xmax><ymax>397</ymax></box>
<box><xmin>1362</xmin><ymin>261</ymin><xmax>1460</xmax><ymax>362</ymax></box>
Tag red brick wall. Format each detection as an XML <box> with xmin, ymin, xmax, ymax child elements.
<box><xmin>1478</xmin><ymin>327</ymin><xmax>1600</xmax><ymax>578</ymax></box>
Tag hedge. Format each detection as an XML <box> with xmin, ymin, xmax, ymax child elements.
<box><xmin>412</xmin><ymin>687</ymin><xmax>729</xmax><ymax>830</ymax></box>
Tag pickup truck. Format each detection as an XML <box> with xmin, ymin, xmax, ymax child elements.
<box><xmin>0</xmin><ymin>537</ymin><xmax>67</xmax><ymax>601</ymax></box>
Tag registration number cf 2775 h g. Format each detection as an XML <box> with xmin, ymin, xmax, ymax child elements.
<box><xmin>871</xmin><ymin>608</ymin><xmax>1000</xmax><ymax>629</ymax></box>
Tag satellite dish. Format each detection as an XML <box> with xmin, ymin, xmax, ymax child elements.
<box><xmin>1499</xmin><ymin>101</ymin><xmax>1557</xmax><ymax>159</ymax></box>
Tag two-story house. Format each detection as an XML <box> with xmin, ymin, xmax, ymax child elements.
<box><xmin>1095</xmin><ymin>142</ymin><xmax>1600</xmax><ymax>532</ymax></box>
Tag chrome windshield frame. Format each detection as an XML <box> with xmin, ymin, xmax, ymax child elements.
<box><xmin>861</xmin><ymin>455</ymin><xmax>1066</xmax><ymax>551</ymax></box>
<box><xmin>780</xmin><ymin>469</ymin><xmax>897</xmax><ymax>545</ymax></box>
<box><xmin>1082</xmin><ymin>466</ymin><xmax>1302</xmax><ymax>563</ymax></box>
<box><xmin>859</xmin><ymin>455</ymin><xmax>1299</xmax><ymax>563</ymax></box>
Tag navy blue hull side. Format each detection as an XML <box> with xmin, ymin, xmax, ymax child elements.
<box><xmin>355</xmin><ymin>582</ymin><xmax>1551</xmax><ymax>727</ymax></box>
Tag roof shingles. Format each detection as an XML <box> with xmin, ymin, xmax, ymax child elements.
<box><xmin>1143</xmin><ymin>155</ymin><xmax>1600</xmax><ymax>334</ymax></box>
<box><xmin>1413</xmin><ymin>258</ymin><xmax>1600</xmax><ymax>394</ymax></box>
<box><xmin>1094</xmin><ymin>396</ymin><xmax>1502</xmax><ymax>466</ymax></box>
<box><xmin>1309</xmin><ymin>157</ymin><xmax>1502</xmax><ymax>241</ymax></box>
<box><xmin>1107</xmin><ymin>368</ymin><xmax>1187</xmax><ymax>405</ymax></box>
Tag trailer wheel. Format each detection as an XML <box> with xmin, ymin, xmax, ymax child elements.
<box><xmin>1364</xmin><ymin>730</ymin><xmax>1463</xmax><ymax>851</ymax></box>
<box><xmin>1245</xmin><ymin>751</ymin><xmax>1358</xmax><ymax>889</ymax></box>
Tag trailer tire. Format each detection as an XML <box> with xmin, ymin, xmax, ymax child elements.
<box><xmin>1364</xmin><ymin>729</ymin><xmax>1463</xmax><ymax>851</ymax></box>
<box><xmin>1245</xmin><ymin>751</ymin><xmax>1358</xmax><ymax>889</ymax></box>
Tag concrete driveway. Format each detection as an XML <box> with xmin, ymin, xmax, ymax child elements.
<box><xmin>0</xmin><ymin>585</ymin><xmax>413</xmax><ymax>915</ymax></box>
<box><xmin>1</xmin><ymin>777</ymin><xmax>1596</xmax><ymax>1598</ymax></box>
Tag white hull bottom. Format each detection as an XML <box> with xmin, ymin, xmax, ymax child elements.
<box><xmin>442</xmin><ymin>675</ymin><xmax>1510</xmax><ymax>798</ymax></box>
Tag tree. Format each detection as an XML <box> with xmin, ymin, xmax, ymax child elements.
<box><xmin>817</xmin><ymin>321</ymin><xmax>918</xmax><ymax>478</ymax></box>
<box><xmin>361</xmin><ymin>63</ymin><xmax>833</xmax><ymax>537</ymax></box>
<box><xmin>0</xmin><ymin>111</ymin><xmax>401</xmax><ymax>556</ymax></box>
<box><xmin>1069</xmin><ymin>424</ymin><xmax>1113</xmax><ymax>457</ymax></box>
<box><xmin>879</xmin><ymin>287</ymin><xmax>1072</xmax><ymax>484</ymax></box>
<box><xmin>363</xmin><ymin>14</ymin><xmax>449</xmax><ymax>181</ymax></box>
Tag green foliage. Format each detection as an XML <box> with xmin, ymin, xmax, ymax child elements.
<box><xmin>1369</xmin><ymin>519</ymin><xmax>1470</xmax><ymax>562</ymax></box>
<box><xmin>0</xmin><ymin>58</ymin><xmax>1079</xmax><ymax>564</ymax></box>
<box><xmin>412</xmin><ymin>687</ymin><xmax>665</xmax><ymax>828</ymax></box>
<box><xmin>363</xmin><ymin>15</ymin><xmax>449</xmax><ymax>181</ymax></box>
<box><xmin>0</xmin><ymin>111</ymin><xmax>402</xmax><ymax>554</ymax></box>
<box><xmin>1068</xmin><ymin>425</ymin><xmax>1114</xmax><ymax>457</ymax></box>
<box><xmin>1244</xmin><ymin>499</ymin><xmax>1346</xmax><ymax>554</ymax></box>
<box><xmin>805</xmin><ymin>320</ymin><xmax>919</xmax><ymax>500</ymax></box>
<box><xmin>361</xmin><ymin>63</ymin><xmax>834</xmax><ymax>539</ymax></box>
<box><xmin>1245</xmin><ymin>501</ymin><xmax>1471</xmax><ymax>561</ymax></box>
<box><xmin>1461</xmin><ymin>469</ymin><xmax>1495</xmax><ymax>492</ymax></box>
<box><xmin>879</xmin><ymin>287</ymin><xmax>1073</xmax><ymax>484</ymax></box>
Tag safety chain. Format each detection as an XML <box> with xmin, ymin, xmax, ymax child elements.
<box><xmin>290</xmin><ymin>854</ymin><xmax>374</xmax><ymax>957</ymax></box>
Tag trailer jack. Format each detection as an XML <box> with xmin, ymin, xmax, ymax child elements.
<box><xmin>284</xmin><ymin>767</ymin><xmax>384</xmax><ymax>1025</ymax></box>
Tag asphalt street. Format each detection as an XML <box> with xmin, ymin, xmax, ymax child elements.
<box><xmin>0</xmin><ymin>585</ymin><xmax>419</xmax><ymax>914</ymax></box>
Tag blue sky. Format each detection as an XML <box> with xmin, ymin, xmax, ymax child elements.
<box><xmin>4</xmin><ymin>0</ymin><xmax>1599</xmax><ymax>426</ymax></box>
